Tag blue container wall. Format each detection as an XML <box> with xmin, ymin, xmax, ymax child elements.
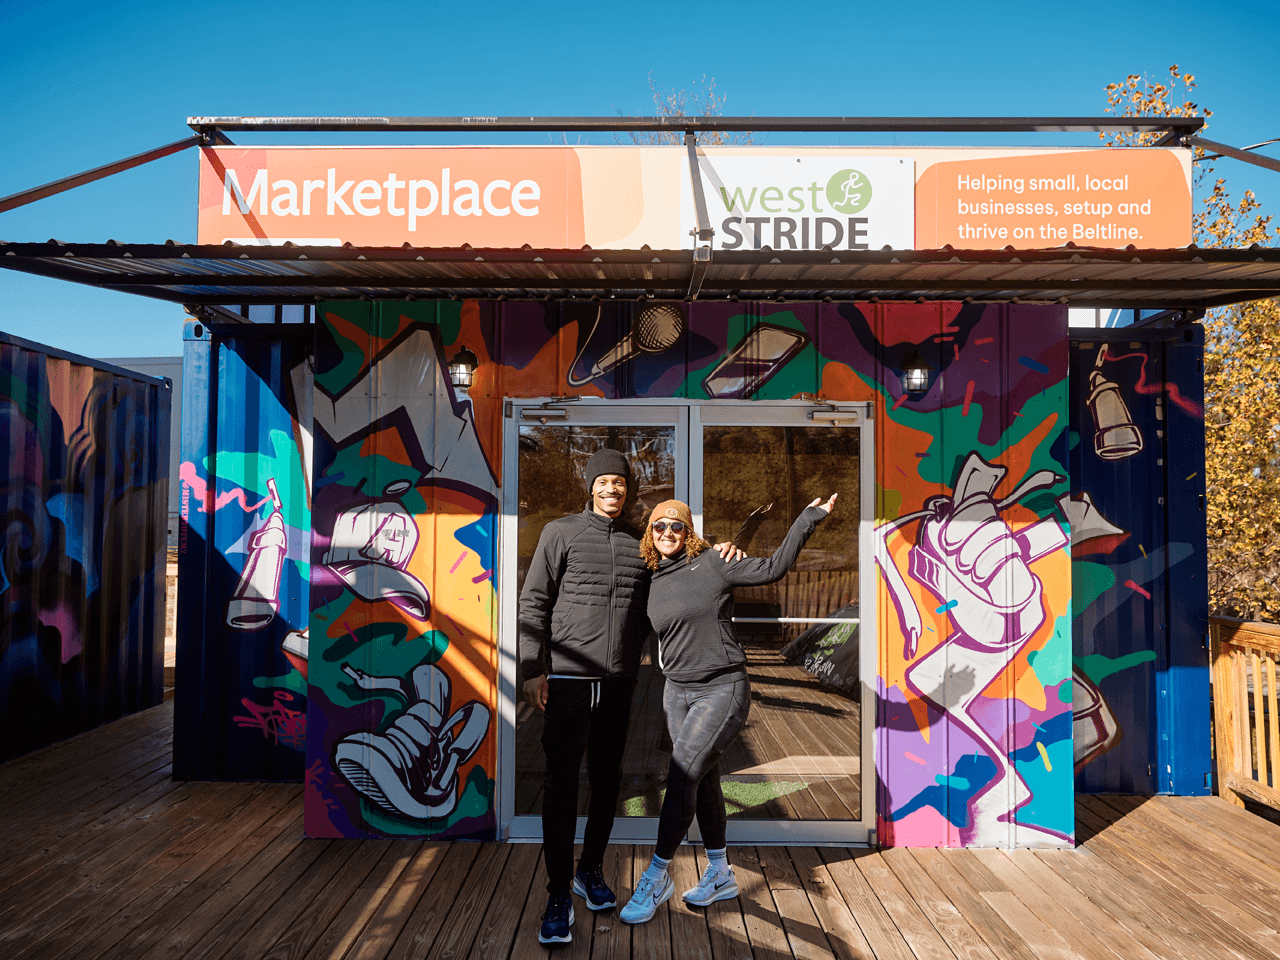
<box><xmin>1068</xmin><ymin>326</ymin><xmax>1211</xmax><ymax>795</ymax></box>
<box><xmin>0</xmin><ymin>331</ymin><xmax>170</xmax><ymax>761</ymax></box>
<box><xmin>174</xmin><ymin>320</ymin><xmax>311</xmax><ymax>780</ymax></box>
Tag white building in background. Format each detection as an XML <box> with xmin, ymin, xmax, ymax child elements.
<box><xmin>101</xmin><ymin>356</ymin><xmax>182</xmax><ymax>549</ymax></box>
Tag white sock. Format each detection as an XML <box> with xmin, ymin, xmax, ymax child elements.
<box><xmin>644</xmin><ymin>853</ymin><xmax>671</xmax><ymax>882</ymax></box>
<box><xmin>705</xmin><ymin>848</ymin><xmax>729</xmax><ymax>873</ymax></box>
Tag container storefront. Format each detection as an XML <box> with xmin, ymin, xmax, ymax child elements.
<box><xmin>8</xmin><ymin>131</ymin><xmax>1235</xmax><ymax>848</ymax></box>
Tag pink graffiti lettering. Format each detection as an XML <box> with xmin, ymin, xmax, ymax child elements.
<box><xmin>179</xmin><ymin>462</ymin><xmax>271</xmax><ymax>514</ymax></box>
<box><xmin>233</xmin><ymin>691</ymin><xmax>306</xmax><ymax>749</ymax></box>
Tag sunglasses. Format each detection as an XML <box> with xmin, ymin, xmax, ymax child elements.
<box><xmin>651</xmin><ymin>521</ymin><xmax>686</xmax><ymax>534</ymax></box>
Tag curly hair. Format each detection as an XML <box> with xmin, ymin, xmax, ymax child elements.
<box><xmin>640</xmin><ymin>524</ymin><xmax>709</xmax><ymax>571</ymax></box>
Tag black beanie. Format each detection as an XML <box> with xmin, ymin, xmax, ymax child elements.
<box><xmin>585</xmin><ymin>448</ymin><xmax>633</xmax><ymax>490</ymax></box>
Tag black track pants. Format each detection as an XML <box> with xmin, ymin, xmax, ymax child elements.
<box><xmin>540</xmin><ymin>676</ymin><xmax>635</xmax><ymax>893</ymax></box>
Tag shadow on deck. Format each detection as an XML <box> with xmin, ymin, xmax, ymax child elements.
<box><xmin>3</xmin><ymin>701</ymin><xmax>1280</xmax><ymax>960</ymax></box>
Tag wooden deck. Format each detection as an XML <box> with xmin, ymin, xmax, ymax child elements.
<box><xmin>5</xmin><ymin>703</ymin><xmax>1280</xmax><ymax>960</ymax></box>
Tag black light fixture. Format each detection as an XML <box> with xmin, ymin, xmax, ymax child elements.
<box><xmin>448</xmin><ymin>346</ymin><xmax>479</xmax><ymax>389</ymax></box>
<box><xmin>901</xmin><ymin>348</ymin><xmax>934</xmax><ymax>393</ymax></box>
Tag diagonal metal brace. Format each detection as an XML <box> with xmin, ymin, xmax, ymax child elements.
<box><xmin>0</xmin><ymin>133</ymin><xmax>227</xmax><ymax>215</ymax></box>
<box><xmin>1185</xmin><ymin>136</ymin><xmax>1280</xmax><ymax>175</ymax></box>
<box><xmin>685</xmin><ymin>131</ymin><xmax>714</xmax><ymax>300</ymax></box>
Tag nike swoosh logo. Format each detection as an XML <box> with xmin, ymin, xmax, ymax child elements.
<box><xmin>691</xmin><ymin>564</ymin><xmax>700</xmax><ymax>570</ymax></box>
<box><xmin>714</xmin><ymin>878</ymin><xmax>731</xmax><ymax>890</ymax></box>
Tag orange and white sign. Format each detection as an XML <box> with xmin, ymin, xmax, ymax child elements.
<box><xmin>197</xmin><ymin>145</ymin><xmax>1192</xmax><ymax>251</ymax></box>
<box><xmin>197</xmin><ymin>147</ymin><xmax>586</xmax><ymax>248</ymax></box>
<box><xmin>914</xmin><ymin>148</ymin><xmax>1191</xmax><ymax>249</ymax></box>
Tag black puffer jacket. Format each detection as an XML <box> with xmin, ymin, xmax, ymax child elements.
<box><xmin>518</xmin><ymin>504</ymin><xmax>651</xmax><ymax>682</ymax></box>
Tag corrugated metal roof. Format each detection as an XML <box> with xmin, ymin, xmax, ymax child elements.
<box><xmin>3</xmin><ymin>240</ymin><xmax>1278</xmax><ymax>308</ymax></box>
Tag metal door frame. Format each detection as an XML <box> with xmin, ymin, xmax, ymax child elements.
<box><xmin>498</xmin><ymin>398</ymin><xmax>875</xmax><ymax>846</ymax></box>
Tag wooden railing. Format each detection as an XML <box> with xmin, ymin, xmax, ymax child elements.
<box><xmin>735</xmin><ymin>569</ymin><xmax>858</xmax><ymax>644</ymax></box>
<box><xmin>1209</xmin><ymin>615</ymin><xmax>1280</xmax><ymax>811</ymax></box>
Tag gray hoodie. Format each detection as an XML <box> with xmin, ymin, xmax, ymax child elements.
<box><xmin>647</xmin><ymin>505</ymin><xmax>827</xmax><ymax>684</ymax></box>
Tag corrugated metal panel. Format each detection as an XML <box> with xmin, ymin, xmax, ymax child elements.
<box><xmin>0</xmin><ymin>331</ymin><xmax>170</xmax><ymax>761</ymax></box>
<box><xmin>101</xmin><ymin>356</ymin><xmax>183</xmax><ymax>548</ymax></box>
<box><xmin>2</xmin><ymin>241</ymin><xmax>1278</xmax><ymax>308</ymax></box>
<box><xmin>173</xmin><ymin>320</ymin><xmax>312</xmax><ymax>780</ymax></box>
<box><xmin>1069</xmin><ymin>325</ymin><xmax>1211</xmax><ymax>795</ymax></box>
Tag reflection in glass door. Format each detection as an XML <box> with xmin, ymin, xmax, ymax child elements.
<box><xmin>503</xmin><ymin>406</ymin><xmax>686</xmax><ymax>838</ymax></box>
<box><xmin>695</xmin><ymin>416</ymin><xmax>863</xmax><ymax>826</ymax></box>
<box><xmin>500</xmin><ymin>401</ymin><xmax>872</xmax><ymax>844</ymax></box>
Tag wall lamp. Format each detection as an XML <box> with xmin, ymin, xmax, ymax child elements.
<box><xmin>448</xmin><ymin>346</ymin><xmax>479</xmax><ymax>389</ymax></box>
<box><xmin>901</xmin><ymin>349</ymin><xmax>934</xmax><ymax>393</ymax></box>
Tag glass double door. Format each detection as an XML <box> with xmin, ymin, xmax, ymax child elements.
<box><xmin>498</xmin><ymin>401</ymin><xmax>873</xmax><ymax>844</ymax></box>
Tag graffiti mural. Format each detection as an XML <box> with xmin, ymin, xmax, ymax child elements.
<box><xmin>180</xmin><ymin>300</ymin><xmax>1206</xmax><ymax>844</ymax></box>
<box><xmin>1068</xmin><ymin>329</ymin><xmax>1210</xmax><ymax>795</ymax></box>
<box><xmin>307</xmin><ymin>299</ymin><xmax>1073</xmax><ymax>845</ymax></box>
<box><xmin>822</xmin><ymin>302</ymin><xmax>1075</xmax><ymax>848</ymax></box>
<box><xmin>174</xmin><ymin>325</ymin><xmax>312</xmax><ymax>781</ymax></box>
<box><xmin>0</xmin><ymin>334</ymin><xmax>170</xmax><ymax>761</ymax></box>
<box><xmin>306</xmin><ymin>302</ymin><xmax>498</xmax><ymax>840</ymax></box>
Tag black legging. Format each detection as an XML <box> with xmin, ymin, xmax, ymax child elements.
<box><xmin>540</xmin><ymin>676</ymin><xmax>635</xmax><ymax>893</ymax></box>
<box><xmin>655</xmin><ymin>675</ymin><xmax>750</xmax><ymax>859</ymax></box>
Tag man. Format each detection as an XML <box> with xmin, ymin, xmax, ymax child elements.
<box><xmin>519</xmin><ymin>448</ymin><xmax>739</xmax><ymax>945</ymax></box>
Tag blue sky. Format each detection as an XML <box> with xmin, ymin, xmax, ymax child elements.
<box><xmin>2</xmin><ymin>0</ymin><xmax>1277</xmax><ymax>358</ymax></box>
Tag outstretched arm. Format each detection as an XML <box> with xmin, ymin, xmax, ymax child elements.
<box><xmin>719</xmin><ymin>494</ymin><xmax>836</xmax><ymax>587</ymax></box>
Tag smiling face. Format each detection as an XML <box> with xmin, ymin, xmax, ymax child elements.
<box><xmin>591</xmin><ymin>474</ymin><xmax>628</xmax><ymax>517</ymax></box>
<box><xmin>652</xmin><ymin>519</ymin><xmax>688</xmax><ymax>559</ymax></box>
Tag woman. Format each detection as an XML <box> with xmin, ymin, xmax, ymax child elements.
<box><xmin>619</xmin><ymin>493</ymin><xmax>836</xmax><ymax>923</ymax></box>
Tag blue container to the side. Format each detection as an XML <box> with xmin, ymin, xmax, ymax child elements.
<box><xmin>0</xmin><ymin>330</ymin><xmax>171</xmax><ymax>761</ymax></box>
<box><xmin>1069</xmin><ymin>325</ymin><xmax>1211</xmax><ymax>795</ymax></box>
<box><xmin>174</xmin><ymin>319</ymin><xmax>311</xmax><ymax>780</ymax></box>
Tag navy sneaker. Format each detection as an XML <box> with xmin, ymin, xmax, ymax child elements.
<box><xmin>572</xmin><ymin>867</ymin><xmax>617</xmax><ymax>910</ymax></box>
<box><xmin>538</xmin><ymin>891</ymin><xmax>574</xmax><ymax>945</ymax></box>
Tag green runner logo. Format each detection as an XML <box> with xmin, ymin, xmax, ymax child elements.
<box><xmin>826</xmin><ymin>169</ymin><xmax>872</xmax><ymax>214</ymax></box>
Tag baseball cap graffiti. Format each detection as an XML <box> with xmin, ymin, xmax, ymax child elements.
<box><xmin>826</xmin><ymin>169</ymin><xmax>872</xmax><ymax>215</ymax></box>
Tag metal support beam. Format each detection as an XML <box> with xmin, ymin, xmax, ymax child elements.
<box><xmin>1185</xmin><ymin>136</ymin><xmax>1280</xmax><ymax>175</ymax></box>
<box><xmin>0</xmin><ymin>135</ymin><xmax>212</xmax><ymax>214</ymax></box>
<box><xmin>685</xmin><ymin>131</ymin><xmax>714</xmax><ymax>300</ymax></box>
<box><xmin>187</xmin><ymin>115</ymin><xmax>1205</xmax><ymax>136</ymax></box>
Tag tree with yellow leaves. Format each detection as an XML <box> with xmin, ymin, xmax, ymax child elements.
<box><xmin>1104</xmin><ymin>66</ymin><xmax>1280</xmax><ymax>621</ymax></box>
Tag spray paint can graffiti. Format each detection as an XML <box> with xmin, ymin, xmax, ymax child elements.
<box><xmin>226</xmin><ymin>478</ymin><xmax>287</xmax><ymax>630</ymax></box>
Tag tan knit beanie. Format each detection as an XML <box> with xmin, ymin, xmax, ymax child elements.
<box><xmin>647</xmin><ymin>500</ymin><xmax>694</xmax><ymax>530</ymax></box>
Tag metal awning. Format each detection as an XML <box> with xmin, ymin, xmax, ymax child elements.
<box><xmin>3</xmin><ymin>240</ymin><xmax>1278</xmax><ymax>309</ymax></box>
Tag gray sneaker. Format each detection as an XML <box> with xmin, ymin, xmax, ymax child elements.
<box><xmin>682</xmin><ymin>864</ymin><xmax>739</xmax><ymax>906</ymax></box>
<box><xmin>619</xmin><ymin>872</ymin><xmax>674</xmax><ymax>924</ymax></box>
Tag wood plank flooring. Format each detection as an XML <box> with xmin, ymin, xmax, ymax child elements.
<box><xmin>5</xmin><ymin>701</ymin><xmax>1280</xmax><ymax>960</ymax></box>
